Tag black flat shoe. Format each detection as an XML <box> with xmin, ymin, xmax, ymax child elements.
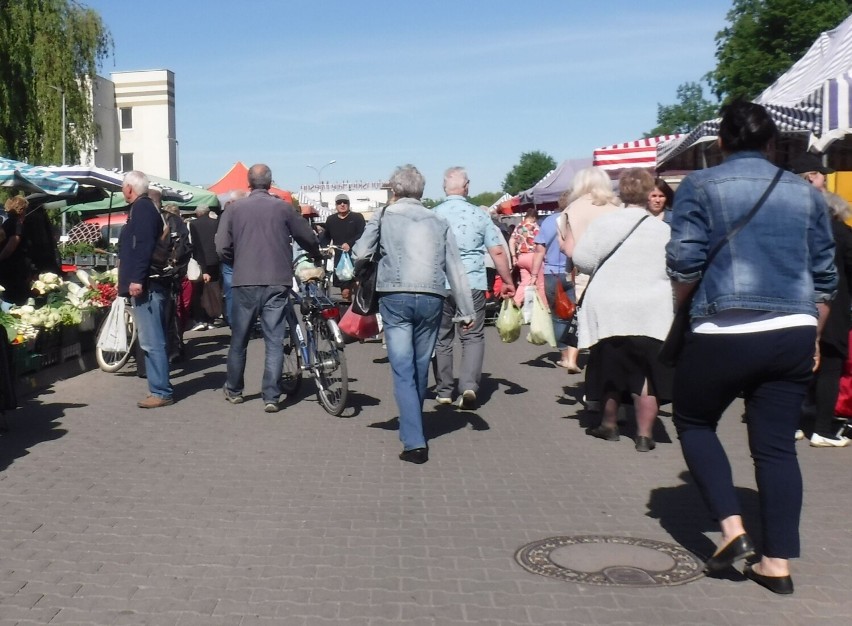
<box><xmin>704</xmin><ymin>533</ymin><xmax>756</xmax><ymax>573</ymax></box>
<box><xmin>399</xmin><ymin>447</ymin><xmax>428</xmax><ymax>464</ymax></box>
<box><xmin>635</xmin><ymin>436</ymin><xmax>656</xmax><ymax>452</ymax></box>
<box><xmin>586</xmin><ymin>425</ymin><xmax>620</xmax><ymax>441</ymax></box>
<box><xmin>743</xmin><ymin>563</ymin><xmax>794</xmax><ymax>595</ymax></box>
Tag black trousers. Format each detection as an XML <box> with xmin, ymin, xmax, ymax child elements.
<box><xmin>673</xmin><ymin>326</ymin><xmax>815</xmax><ymax>559</ymax></box>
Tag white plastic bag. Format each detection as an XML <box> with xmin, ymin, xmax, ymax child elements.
<box><xmin>96</xmin><ymin>298</ymin><xmax>128</xmax><ymax>353</ymax></box>
<box><xmin>527</xmin><ymin>292</ymin><xmax>556</xmax><ymax>347</ymax></box>
<box><xmin>522</xmin><ymin>285</ymin><xmax>537</xmax><ymax>324</ymax></box>
<box><xmin>335</xmin><ymin>251</ymin><xmax>355</xmax><ymax>281</ymax></box>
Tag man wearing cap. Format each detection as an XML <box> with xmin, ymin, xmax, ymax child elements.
<box><xmin>790</xmin><ymin>153</ymin><xmax>834</xmax><ymax>191</ymax></box>
<box><xmin>323</xmin><ymin>193</ymin><xmax>365</xmax><ymax>302</ymax></box>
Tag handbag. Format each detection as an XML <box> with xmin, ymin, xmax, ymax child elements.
<box><xmin>659</xmin><ymin>168</ymin><xmax>784</xmax><ymax>366</ymax></box>
<box><xmin>553</xmin><ymin>278</ymin><xmax>575</xmax><ymax>320</ymax></box>
<box><xmin>338</xmin><ymin>306</ymin><xmax>380</xmax><ymax>340</ymax></box>
<box><xmin>351</xmin><ymin>206</ymin><xmax>387</xmax><ymax>316</ymax></box>
<box><xmin>96</xmin><ymin>297</ymin><xmax>128</xmax><ymax>353</ymax></box>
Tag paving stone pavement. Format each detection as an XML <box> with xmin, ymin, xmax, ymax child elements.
<box><xmin>1</xmin><ymin>323</ymin><xmax>851</xmax><ymax>625</ymax></box>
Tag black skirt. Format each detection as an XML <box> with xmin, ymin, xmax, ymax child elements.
<box><xmin>585</xmin><ymin>335</ymin><xmax>673</xmax><ymax>404</ymax></box>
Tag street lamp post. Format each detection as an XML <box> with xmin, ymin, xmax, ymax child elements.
<box><xmin>49</xmin><ymin>85</ymin><xmax>67</xmax><ymax>235</ymax></box>
<box><xmin>306</xmin><ymin>159</ymin><xmax>336</xmax><ymax>208</ymax></box>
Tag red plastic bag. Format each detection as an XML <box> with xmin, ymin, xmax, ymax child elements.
<box><xmin>338</xmin><ymin>306</ymin><xmax>380</xmax><ymax>340</ymax></box>
<box><xmin>836</xmin><ymin>329</ymin><xmax>852</xmax><ymax>417</ymax></box>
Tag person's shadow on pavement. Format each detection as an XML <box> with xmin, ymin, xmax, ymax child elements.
<box><xmin>646</xmin><ymin>470</ymin><xmax>762</xmax><ymax>579</ymax></box>
<box><xmin>0</xmin><ymin>390</ymin><xmax>79</xmax><ymax>472</ymax></box>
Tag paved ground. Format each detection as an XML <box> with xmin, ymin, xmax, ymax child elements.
<box><xmin>1</xmin><ymin>322</ymin><xmax>851</xmax><ymax>625</ymax></box>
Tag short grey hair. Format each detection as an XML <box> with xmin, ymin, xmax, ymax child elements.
<box><xmin>162</xmin><ymin>203</ymin><xmax>180</xmax><ymax>216</ymax></box>
<box><xmin>248</xmin><ymin>163</ymin><xmax>272</xmax><ymax>190</ymax></box>
<box><xmin>123</xmin><ymin>170</ymin><xmax>149</xmax><ymax>195</ymax></box>
<box><xmin>824</xmin><ymin>191</ymin><xmax>852</xmax><ymax>222</ymax></box>
<box><xmin>389</xmin><ymin>164</ymin><xmax>425</xmax><ymax>199</ymax></box>
<box><xmin>195</xmin><ymin>204</ymin><xmax>210</xmax><ymax>216</ymax></box>
<box><xmin>443</xmin><ymin>166</ymin><xmax>468</xmax><ymax>194</ymax></box>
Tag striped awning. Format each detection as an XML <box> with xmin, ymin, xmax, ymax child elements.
<box><xmin>0</xmin><ymin>157</ymin><xmax>78</xmax><ymax>196</ymax></box>
<box><xmin>593</xmin><ymin>135</ymin><xmax>681</xmax><ymax>173</ymax></box>
<box><xmin>659</xmin><ymin>14</ymin><xmax>852</xmax><ymax>168</ymax></box>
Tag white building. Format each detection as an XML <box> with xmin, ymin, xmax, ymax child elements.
<box><xmin>299</xmin><ymin>181</ymin><xmax>391</xmax><ymax>221</ymax></box>
<box><xmin>84</xmin><ymin>69</ymin><xmax>177</xmax><ymax>180</ymax></box>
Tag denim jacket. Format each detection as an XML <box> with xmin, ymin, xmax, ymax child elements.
<box><xmin>667</xmin><ymin>152</ymin><xmax>837</xmax><ymax>319</ymax></box>
<box><xmin>352</xmin><ymin>198</ymin><xmax>474</xmax><ymax>321</ymax></box>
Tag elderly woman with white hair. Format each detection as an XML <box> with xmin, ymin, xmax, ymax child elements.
<box><xmin>353</xmin><ymin>165</ymin><xmax>474</xmax><ymax>464</ymax></box>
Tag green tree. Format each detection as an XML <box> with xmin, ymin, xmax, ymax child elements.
<box><xmin>469</xmin><ymin>191</ymin><xmax>503</xmax><ymax>207</ymax></box>
<box><xmin>502</xmin><ymin>151</ymin><xmax>557</xmax><ymax>195</ymax></box>
<box><xmin>647</xmin><ymin>81</ymin><xmax>718</xmax><ymax>136</ymax></box>
<box><xmin>0</xmin><ymin>0</ymin><xmax>112</xmax><ymax>165</ymax></box>
<box><xmin>708</xmin><ymin>0</ymin><xmax>852</xmax><ymax>102</ymax></box>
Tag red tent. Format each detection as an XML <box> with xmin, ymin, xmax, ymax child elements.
<box><xmin>208</xmin><ymin>161</ymin><xmax>293</xmax><ymax>203</ymax></box>
<box><xmin>592</xmin><ymin>135</ymin><xmax>682</xmax><ymax>177</ymax></box>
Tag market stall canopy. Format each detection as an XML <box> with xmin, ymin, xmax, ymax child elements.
<box><xmin>517</xmin><ymin>158</ymin><xmax>592</xmax><ymax>209</ymax></box>
<box><xmin>593</xmin><ymin>135</ymin><xmax>681</xmax><ymax>176</ymax></box>
<box><xmin>658</xmin><ymin>14</ymin><xmax>852</xmax><ymax>169</ymax></box>
<box><xmin>209</xmin><ymin>161</ymin><xmax>293</xmax><ymax>203</ymax></box>
<box><xmin>0</xmin><ymin>157</ymin><xmax>78</xmax><ymax>196</ymax></box>
<box><xmin>45</xmin><ymin>165</ymin><xmax>195</xmax><ymax>203</ymax></box>
<box><xmin>65</xmin><ymin>174</ymin><xmax>219</xmax><ymax>214</ymax></box>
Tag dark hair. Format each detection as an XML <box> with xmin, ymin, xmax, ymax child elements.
<box><xmin>653</xmin><ymin>177</ymin><xmax>674</xmax><ymax>208</ymax></box>
<box><xmin>718</xmin><ymin>99</ymin><xmax>777</xmax><ymax>153</ymax></box>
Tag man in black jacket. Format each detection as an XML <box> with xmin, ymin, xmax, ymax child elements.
<box><xmin>118</xmin><ymin>171</ymin><xmax>173</xmax><ymax>408</ymax></box>
<box><xmin>189</xmin><ymin>204</ymin><xmax>221</xmax><ymax>329</ymax></box>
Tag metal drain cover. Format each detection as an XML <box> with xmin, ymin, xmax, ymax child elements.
<box><xmin>515</xmin><ymin>535</ymin><xmax>704</xmax><ymax>587</ymax></box>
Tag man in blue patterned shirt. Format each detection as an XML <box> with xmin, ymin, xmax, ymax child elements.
<box><xmin>433</xmin><ymin>167</ymin><xmax>515</xmax><ymax>410</ymax></box>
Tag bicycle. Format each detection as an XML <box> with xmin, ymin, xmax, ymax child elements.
<box><xmin>280</xmin><ymin>250</ymin><xmax>349</xmax><ymax>415</ymax></box>
<box><xmin>95</xmin><ymin>297</ymin><xmax>137</xmax><ymax>372</ymax></box>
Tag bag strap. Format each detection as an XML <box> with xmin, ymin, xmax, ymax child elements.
<box><xmin>674</xmin><ymin>167</ymin><xmax>783</xmax><ymax>315</ymax></box>
<box><xmin>578</xmin><ymin>214</ymin><xmax>650</xmax><ymax>307</ymax></box>
<box><xmin>372</xmin><ymin>205</ymin><xmax>388</xmax><ymax>258</ymax></box>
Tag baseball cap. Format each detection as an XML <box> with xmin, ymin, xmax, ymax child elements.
<box><xmin>335</xmin><ymin>193</ymin><xmax>350</xmax><ymax>203</ymax></box>
<box><xmin>790</xmin><ymin>153</ymin><xmax>834</xmax><ymax>175</ymax></box>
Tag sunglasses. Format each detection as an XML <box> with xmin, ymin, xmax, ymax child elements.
<box><xmin>336</xmin><ymin>200</ymin><xmax>349</xmax><ymax>205</ymax></box>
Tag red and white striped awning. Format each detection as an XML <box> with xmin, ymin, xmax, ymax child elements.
<box><xmin>592</xmin><ymin>134</ymin><xmax>682</xmax><ymax>173</ymax></box>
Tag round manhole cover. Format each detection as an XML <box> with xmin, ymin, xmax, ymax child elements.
<box><xmin>515</xmin><ymin>535</ymin><xmax>704</xmax><ymax>587</ymax></box>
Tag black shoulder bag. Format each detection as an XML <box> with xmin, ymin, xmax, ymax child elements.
<box><xmin>351</xmin><ymin>206</ymin><xmax>388</xmax><ymax>316</ymax></box>
<box><xmin>658</xmin><ymin>168</ymin><xmax>784</xmax><ymax>366</ymax></box>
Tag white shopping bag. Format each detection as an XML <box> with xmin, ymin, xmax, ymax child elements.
<box><xmin>96</xmin><ymin>298</ymin><xmax>128</xmax><ymax>353</ymax></box>
<box><xmin>522</xmin><ymin>285</ymin><xmax>537</xmax><ymax>324</ymax></box>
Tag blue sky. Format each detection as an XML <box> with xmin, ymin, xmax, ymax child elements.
<box><xmin>82</xmin><ymin>0</ymin><xmax>732</xmax><ymax>198</ymax></box>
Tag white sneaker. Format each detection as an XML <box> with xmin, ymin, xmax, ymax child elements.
<box><xmin>457</xmin><ymin>389</ymin><xmax>477</xmax><ymax>410</ymax></box>
<box><xmin>435</xmin><ymin>396</ymin><xmax>453</xmax><ymax>405</ymax></box>
<box><xmin>809</xmin><ymin>433</ymin><xmax>850</xmax><ymax>448</ymax></box>
<box><xmin>794</xmin><ymin>429</ymin><xmax>805</xmax><ymax>441</ymax></box>
<box><xmin>190</xmin><ymin>321</ymin><xmax>208</xmax><ymax>332</ymax></box>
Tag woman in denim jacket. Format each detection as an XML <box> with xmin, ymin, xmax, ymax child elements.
<box><xmin>353</xmin><ymin>164</ymin><xmax>474</xmax><ymax>464</ymax></box>
<box><xmin>666</xmin><ymin>100</ymin><xmax>837</xmax><ymax>594</ymax></box>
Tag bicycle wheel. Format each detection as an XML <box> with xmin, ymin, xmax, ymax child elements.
<box><xmin>95</xmin><ymin>306</ymin><xmax>137</xmax><ymax>372</ymax></box>
<box><xmin>280</xmin><ymin>332</ymin><xmax>303</xmax><ymax>399</ymax></box>
<box><xmin>312</xmin><ymin>318</ymin><xmax>348</xmax><ymax>415</ymax></box>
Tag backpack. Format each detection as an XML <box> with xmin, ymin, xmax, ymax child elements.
<box><xmin>149</xmin><ymin>212</ymin><xmax>193</xmax><ymax>280</ymax></box>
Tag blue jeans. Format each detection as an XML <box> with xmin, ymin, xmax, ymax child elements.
<box><xmin>221</xmin><ymin>262</ymin><xmax>233</xmax><ymax>325</ymax></box>
<box><xmin>132</xmin><ymin>281</ymin><xmax>173</xmax><ymax>399</ymax></box>
<box><xmin>380</xmin><ymin>292</ymin><xmax>445</xmax><ymax>451</ymax></box>
<box><xmin>226</xmin><ymin>285</ymin><xmax>290</xmax><ymax>403</ymax></box>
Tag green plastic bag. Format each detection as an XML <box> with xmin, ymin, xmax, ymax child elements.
<box><xmin>495</xmin><ymin>299</ymin><xmax>522</xmax><ymax>343</ymax></box>
<box><xmin>527</xmin><ymin>292</ymin><xmax>556</xmax><ymax>347</ymax></box>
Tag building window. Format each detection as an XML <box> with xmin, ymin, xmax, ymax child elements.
<box><xmin>120</xmin><ymin>107</ymin><xmax>133</xmax><ymax>129</ymax></box>
<box><xmin>121</xmin><ymin>153</ymin><xmax>134</xmax><ymax>171</ymax></box>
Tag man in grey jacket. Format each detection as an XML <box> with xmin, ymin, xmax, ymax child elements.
<box><xmin>216</xmin><ymin>164</ymin><xmax>321</xmax><ymax>412</ymax></box>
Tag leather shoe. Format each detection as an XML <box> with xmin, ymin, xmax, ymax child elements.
<box><xmin>399</xmin><ymin>447</ymin><xmax>428</xmax><ymax>464</ymax></box>
<box><xmin>704</xmin><ymin>533</ymin><xmax>755</xmax><ymax>573</ymax></box>
<box><xmin>586</xmin><ymin>425</ymin><xmax>619</xmax><ymax>441</ymax></box>
<box><xmin>743</xmin><ymin>563</ymin><xmax>794</xmax><ymax>595</ymax></box>
<box><xmin>137</xmin><ymin>395</ymin><xmax>174</xmax><ymax>409</ymax></box>
<box><xmin>635</xmin><ymin>436</ymin><xmax>656</xmax><ymax>452</ymax></box>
